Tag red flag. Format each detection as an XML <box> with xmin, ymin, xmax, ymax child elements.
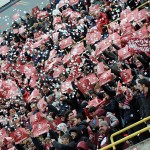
<box><xmin>109</xmin><ymin>22</ymin><xmax>120</xmax><ymax>32</ymax></box>
<box><xmin>88</xmin><ymin>97</ymin><xmax>103</xmax><ymax>108</ymax></box>
<box><xmin>62</xmin><ymin>8</ymin><xmax>73</xmax><ymax>18</ymax></box>
<box><xmin>41</xmin><ymin>34</ymin><xmax>50</xmax><ymax>42</ymax></box>
<box><xmin>61</xmin><ymin>80</ymin><xmax>73</xmax><ymax>93</ymax></box>
<box><xmin>0</xmin><ymin>37</ymin><xmax>4</xmax><ymax>44</ymax></box>
<box><xmin>30</xmin><ymin>112</ymin><xmax>44</xmax><ymax>126</ymax></box>
<box><xmin>68</xmin><ymin>66</ymin><xmax>83</xmax><ymax>80</ymax></box>
<box><xmin>32</xmin><ymin>6</ymin><xmax>40</xmax><ymax>16</ymax></box>
<box><xmin>58</xmin><ymin>0</ymin><xmax>68</xmax><ymax>8</ymax></box>
<box><xmin>13</xmin><ymin>13</ymin><xmax>20</xmax><ymax>21</ymax></box>
<box><xmin>135</xmin><ymin>9</ymin><xmax>148</xmax><ymax>22</ymax></box>
<box><xmin>120</xmin><ymin>69</ymin><xmax>133</xmax><ymax>84</ymax></box>
<box><xmin>37</xmin><ymin>11</ymin><xmax>49</xmax><ymax>19</ymax></box>
<box><xmin>29</xmin><ymin>76</ymin><xmax>38</xmax><ymax>88</ymax></box>
<box><xmin>0</xmin><ymin>128</ymin><xmax>8</xmax><ymax>139</ymax></box>
<box><xmin>128</xmin><ymin>38</ymin><xmax>149</xmax><ymax>54</ymax></box>
<box><xmin>8</xmin><ymin>147</ymin><xmax>15</xmax><ymax>150</ymax></box>
<box><xmin>118</xmin><ymin>45</ymin><xmax>132</xmax><ymax>60</ymax></box>
<box><xmin>59</xmin><ymin>36</ymin><xmax>74</xmax><ymax>50</ymax></box>
<box><xmin>0</xmin><ymin>45</ymin><xmax>9</xmax><ymax>55</ymax></box>
<box><xmin>108</xmin><ymin>32</ymin><xmax>121</xmax><ymax>47</ymax></box>
<box><xmin>86</xmin><ymin>31</ymin><xmax>101</xmax><ymax>45</ymax></box>
<box><xmin>71</xmin><ymin>55</ymin><xmax>82</xmax><ymax>66</ymax></box>
<box><xmin>53</xmin><ymin>17</ymin><xmax>62</xmax><ymax>25</ymax></box>
<box><xmin>86</xmin><ymin>73</ymin><xmax>99</xmax><ymax>85</ymax></box>
<box><xmin>33</xmin><ymin>40</ymin><xmax>43</xmax><ymax>48</ymax></box>
<box><xmin>120</xmin><ymin>9</ymin><xmax>131</xmax><ymax>20</ymax></box>
<box><xmin>77</xmin><ymin>78</ymin><xmax>94</xmax><ymax>94</ymax></box>
<box><xmin>69</xmin><ymin>0</ymin><xmax>79</xmax><ymax>6</ymax></box>
<box><xmin>48</xmin><ymin>117</ymin><xmax>62</xmax><ymax>131</ymax></box>
<box><xmin>34</xmin><ymin>31</ymin><xmax>43</xmax><ymax>41</ymax></box>
<box><xmin>27</xmin><ymin>88</ymin><xmax>40</xmax><ymax>103</ymax></box>
<box><xmin>3</xmin><ymin>137</ymin><xmax>13</xmax><ymax>146</ymax></box>
<box><xmin>19</xmin><ymin>26</ymin><xmax>26</xmax><ymax>34</ymax></box>
<box><xmin>49</xmin><ymin>49</ymin><xmax>57</xmax><ymax>59</ymax></box>
<box><xmin>116</xmin><ymin>81</ymin><xmax>123</xmax><ymax>95</ymax></box>
<box><xmin>53</xmin><ymin>65</ymin><xmax>66</xmax><ymax>78</ymax></box>
<box><xmin>89</xmin><ymin>4</ymin><xmax>100</xmax><ymax>16</ymax></box>
<box><xmin>126</xmin><ymin>9</ymin><xmax>138</xmax><ymax>22</ymax></box>
<box><xmin>62</xmin><ymin>53</ymin><xmax>71</xmax><ymax>65</ymax></box>
<box><xmin>32</xmin><ymin>120</ymin><xmax>49</xmax><ymax>137</ymax></box>
<box><xmin>70</xmin><ymin>42</ymin><xmax>85</xmax><ymax>56</ymax></box>
<box><xmin>95</xmin><ymin>39</ymin><xmax>111</xmax><ymax>56</ymax></box>
<box><xmin>55</xmin><ymin>24</ymin><xmax>63</xmax><ymax>31</ymax></box>
<box><xmin>2</xmin><ymin>79</ymin><xmax>21</xmax><ymax>99</ymax></box>
<box><xmin>19</xmin><ymin>64</ymin><xmax>37</xmax><ymax>78</ymax></box>
<box><xmin>132</xmin><ymin>26</ymin><xmax>148</xmax><ymax>39</ymax></box>
<box><xmin>69</xmin><ymin>11</ymin><xmax>81</xmax><ymax>21</ymax></box>
<box><xmin>124</xmin><ymin>88</ymin><xmax>133</xmax><ymax>101</ymax></box>
<box><xmin>53</xmin><ymin>32</ymin><xmax>59</xmax><ymax>43</ymax></box>
<box><xmin>148</xmin><ymin>25</ymin><xmax>150</xmax><ymax>32</ymax></box>
<box><xmin>89</xmin><ymin>51</ymin><xmax>99</xmax><ymax>64</ymax></box>
<box><xmin>45</xmin><ymin>58</ymin><xmax>62</xmax><ymax>72</ymax></box>
<box><xmin>10</xmin><ymin>128</ymin><xmax>29</xmax><ymax>144</ymax></box>
<box><xmin>99</xmin><ymin>70</ymin><xmax>113</xmax><ymax>86</ymax></box>
<box><xmin>37</xmin><ymin>98</ymin><xmax>47</xmax><ymax>112</ymax></box>
<box><xmin>96</xmin><ymin>62</ymin><xmax>105</xmax><ymax>75</ymax></box>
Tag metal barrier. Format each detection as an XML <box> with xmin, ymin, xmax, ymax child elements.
<box><xmin>100</xmin><ymin>116</ymin><xmax>150</xmax><ymax>150</ymax></box>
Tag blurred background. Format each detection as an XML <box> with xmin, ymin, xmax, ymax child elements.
<box><xmin>0</xmin><ymin>0</ymin><xmax>50</xmax><ymax>33</ymax></box>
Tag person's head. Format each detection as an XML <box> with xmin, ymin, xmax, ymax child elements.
<box><xmin>69</xmin><ymin>127</ymin><xmax>80</xmax><ymax>140</ymax></box>
<box><xmin>42</xmin><ymin>85</ymin><xmax>49</xmax><ymax>95</ymax></box>
<box><xmin>88</xmin><ymin>106</ymin><xmax>96</xmax><ymax>117</ymax></box>
<box><xmin>77</xmin><ymin>141</ymin><xmax>88</xmax><ymax>150</ymax></box>
<box><xmin>26</xmin><ymin>13</ymin><xmax>31</xmax><ymax>19</ymax></box>
<box><xmin>137</xmin><ymin>78</ymin><xmax>150</xmax><ymax>92</ymax></box>
<box><xmin>57</xmin><ymin>123</ymin><xmax>68</xmax><ymax>135</ymax></box>
<box><xmin>61</xmin><ymin>134</ymin><xmax>72</xmax><ymax>145</ymax></box>
<box><xmin>68</xmin><ymin>111</ymin><xmax>75</xmax><ymax>121</ymax></box>
<box><xmin>99</xmin><ymin>121</ymin><xmax>109</xmax><ymax>134</ymax></box>
<box><xmin>70</xmin><ymin>131</ymin><xmax>78</xmax><ymax>140</ymax></box>
<box><xmin>65</xmin><ymin>110</ymin><xmax>75</xmax><ymax>122</ymax></box>
<box><xmin>9</xmin><ymin>109</ymin><xmax>16</xmax><ymax>117</ymax></box>
<box><xmin>74</xmin><ymin>114</ymin><xmax>84</xmax><ymax>125</ymax></box>
<box><xmin>30</xmin><ymin>103</ymin><xmax>37</xmax><ymax>111</ymax></box>
<box><xmin>45</xmin><ymin>137</ymin><xmax>51</xmax><ymax>144</ymax></box>
<box><xmin>20</xmin><ymin>106</ymin><xmax>26</xmax><ymax>114</ymax></box>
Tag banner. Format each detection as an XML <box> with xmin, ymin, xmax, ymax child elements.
<box><xmin>32</xmin><ymin>120</ymin><xmax>49</xmax><ymax>137</ymax></box>
<box><xmin>10</xmin><ymin>127</ymin><xmax>29</xmax><ymax>144</ymax></box>
<box><xmin>128</xmin><ymin>38</ymin><xmax>150</xmax><ymax>55</ymax></box>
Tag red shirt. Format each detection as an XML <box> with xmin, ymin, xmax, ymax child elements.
<box><xmin>96</xmin><ymin>12</ymin><xmax>109</xmax><ymax>32</ymax></box>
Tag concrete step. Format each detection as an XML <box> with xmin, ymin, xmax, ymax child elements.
<box><xmin>125</xmin><ymin>138</ymin><xmax>150</xmax><ymax>150</ymax></box>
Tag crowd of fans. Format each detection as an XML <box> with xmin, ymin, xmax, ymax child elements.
<box><xmin>0</xmin><ymin>0</ymin><xmax>150</xmax><ymax>149</ymax></box>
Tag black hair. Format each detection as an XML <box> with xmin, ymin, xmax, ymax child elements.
<box><xmin>138</xmin><ymin>78</ymin><xmax>150</xmax><ymax>87</ymax></box>
<box><xmin>61</xmin><ymin>133</ymin><xmax>72</xmax><ymax>141</ymax></box>
<box><xmin>75</xmin><ymin>114</ymin><xmax>84</xmax><ymax>121</ymax></box>
<box><xmin>64</xmin><ymin>110</ymin><xmax>72</xmax><ymax>122</ymax></box>
<box><xmin>88</xmin><ymin>106</ymin><xmax>96</xmax><ymax>113</ymax></box>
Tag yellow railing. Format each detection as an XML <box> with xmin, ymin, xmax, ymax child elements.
<box><xmin>100</xmin><ymin>116</ymin><xmax>150</xmax><ymax>150</ymax></box>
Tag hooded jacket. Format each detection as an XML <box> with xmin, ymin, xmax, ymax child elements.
<box><xmin>76</xmin><ymin>120</ymin><xmax>89</xmax><ymax>137</ymax></box>
<box><xmin>52</xmin><ymin>141</ymin><xmax>77</xmax><ymax>150</ymax></box>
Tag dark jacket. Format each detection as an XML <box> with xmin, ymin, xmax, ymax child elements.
<box><xmin>123</xmin><ymin>97</ymin><xmax>141</xmax><ymax>126</ymax></box>
<box><xmin>52</xmin><ymin>141</ymin><xmax>77</xmax><ymax>150</ymax></box>
<box><xmin>138</xmin><ymin>88</ymin><xmax>150</xmax><ymax>122</ymax></box>
<box><xmin>76</xmin><ymin>120</ymin><xmax>89</xmax><ymax>137</ymax></box>
<box><xmin>98</xmin><ymin>127</ymin><xmax>124</xmax><ymax>150</ymax></box>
